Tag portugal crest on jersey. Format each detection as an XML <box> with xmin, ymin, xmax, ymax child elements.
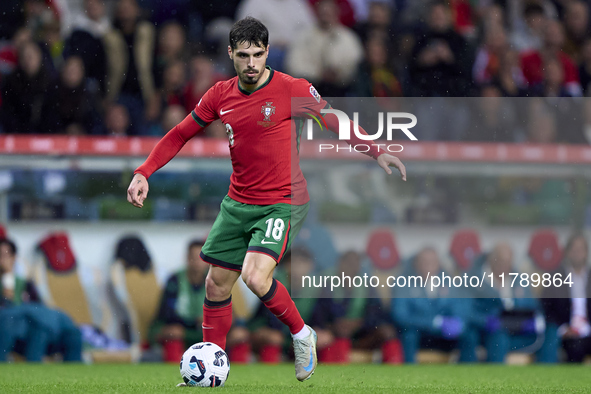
<box><xmin>261</xmin><ymin>102</ymin><xmax>276</xmax><ymax>121</ymax></box>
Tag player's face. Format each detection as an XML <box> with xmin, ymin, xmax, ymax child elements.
<box><xmin>229</xmin><ymin>41</ymin><xmax>268</xmax><ymax>87</ymax></box>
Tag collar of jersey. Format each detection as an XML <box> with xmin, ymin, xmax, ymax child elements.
<box><xmin>237</xmin><ymin>66</ymin><xmax>274</xmax><ymax>96</ymax></box>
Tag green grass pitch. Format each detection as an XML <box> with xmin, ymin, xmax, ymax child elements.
<box><xmin>1</xmin><ymin>363</ymin><xmax>590</xmax><ymax>393</ymax></box>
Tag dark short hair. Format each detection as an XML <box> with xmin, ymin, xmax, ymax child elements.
<box><xmin>229</xmin><ymin>17</ymin><xmax>269</xmax><ymax>50</ymax></box>
<box><xmin>0</xmin><ymin>238</ymin><xmax>17</xmax><ymax>256</ymax></box>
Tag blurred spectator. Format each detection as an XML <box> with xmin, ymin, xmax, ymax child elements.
<box><xmin>63</xmin><ymin>0</ymin><xmax>110</xmax><ymax>94</ymax></box>
<box><xmin>354</xmin><ymin>1</ymin><xmax>394</xmax><ymax>45</ymax></box>
<box><xmin>236</xmin><ymin>0</ymin><xmax>316</xmax><ymax>71</ymax></box>
<box><xmin>325</xmin><ymin>251</ymin><xmax>400</xmax><ymax>364</ymax></box>
<box><xmin>509</xmin><ymin>2</ymin><xmax>547</xmax><ymax>52</ymax></box>
<box><xmin>145</xmin><ymin>59</ymin><xmax>186</xmax><ymax>125</ymax></box>
<box><xmin>464</xmin><ymin>84</ymin><xmax>517</xmax><ymax>142</ymax></box>
<box><xmin>103</xmin><ymin>0</ymin><xmax>156</xmax><ymax>135</ymax></box>
<box><xmin>0</xmin><ymin>0</ymin><xmax>25</xmax><ymax>40</ymax></box>
<box><xmin>542</xmin><ymin>233</ymin><xmax>591</xmax><ymax>363</ymax></box>
<box><xmin>104</xmin><ymin>103</ymin><xmax>131</xmax><ymax>136</ymax></box>
<box><xmin>520</xmin><ymin>18</ymin><xmax>582</xmax><ymax>97</ymax></box>
<box><xmin>578</xmin><ymin>36</ymin><xmax>591</xmax><ymax>95</ymax></box>
<box><xmin>352</xmin><ymin>37</ymin><xmax>402</xmax><ymax>97</ymax></box>
<box><xmin>0</xmin><ymin>238</ymin><xmax>39</xmax><ymax>307</ymax></box>
<box><xmin>462</xmin><ymin>242</ymin><xmax>543</xmax><ymax>363</ymax></box>
<box><xmin>1</xmin><ymin>40</ymin><xmax>54</xmax><ymax>134</ymax></box>
<box><xmin>38</xmin><ymin>18</ymin><xmax>64</xmax><ymax>77</ymax></box>
<box><xmin>473</xmin><ymin>23</ymin><xmax>508</xmax><ymax>86</ymax></box>
<box><xmin>308</xmin><ymin>0</ymin><xmax>356</xmax><ymax>27</ymax></box>
<box><xmin>183</xmin><ymin>55</ymin><xmax>226</xmax><ymax>114</ymax></box>
<box><xmin>0</xmin><ymin>237</ymin><xmax>82</xmax><ymax>362</ymax></box>
<box><xmin>286</xmin><ymin>0</ymin><xmax>363</xmax><ymax>96</ymax></box>
<box><xmin>562</xmin><ymin>0</ymin><xmax>590</xmax><ymax>65</ymax></box>
<box><xmin>495</xmin><ymin>49</ymin><xmax>529</xmax><ymax>97</ymax></box>
<box><xmin>46</xmin><ymin>56</ymin><xmax>102</xmax><ymax>135</ymax></box>
<box><xmin>149</xmin><ymin>240</ymin><xmax>249</xmax><ymax>363</ymax></box>
<box><xmin>249</xmin><ymin>249</ymin><xmax>335</xmax><ymax>363</ymax></box>
<box><xmin>149</xmin><ymin>104</ymin><xmax>186</xmax><ymax>136</ymax></box>
<box><xmin>408</xmin><ymin>0</ymin><xmax>473</xmax><ymax>97</ymax></box>
<box><xmin>392</xmin><ymin>247</ymin><xmax>469</xmax><ymax>363</ymax></box>
<box><xmin>527</xmin><ymin>100</ymin><xmax>557</xmax><ymax>143</ymax></box>
<box><xmin>153</xmin><ymin>21</ymin><xmax>186</xmax><ymax>89</ymax></box>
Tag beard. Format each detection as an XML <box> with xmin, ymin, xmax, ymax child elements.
<box><xmin>238</xmin><ymin>67</ymin><xmax>263</xmax><ymax>86</ymax></box>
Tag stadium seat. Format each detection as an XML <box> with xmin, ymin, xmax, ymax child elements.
<box><xmin>366</xmin><ymin>228</ymin><xmax>400</xmax><ymax>271</ymax></box>
<box><xmin>366</xmin><ymin>228</ymin><xmax>401</xmax><ymax>304</ymax></box>
<box><xmin>33</xmin><ymin>232</ymin><xmax>93</xmax><ymax>325</ymax></box>
<box><xmin>449</xmin><ymin>229</ymin><xmax>481</xmax><ymax>272</ymax></box>
<box><xmin>109</xmin><ymin>236</ymin><xmax>162</xmax><ymax>352</ymax></box>
<box><xmin>527</xmin><ymin>229</ymin><xmax>562</xmax><ymax>272</ymax></box>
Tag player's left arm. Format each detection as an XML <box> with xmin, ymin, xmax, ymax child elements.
<box><xmin>323</xmin><ymin>113</ymin><xmax>406</xmax><ymax>181</ymax></box>
<box><xmin>292</xmin><ymin>80</ymin><xmax>406</xmax><ymax>181</ymax></box>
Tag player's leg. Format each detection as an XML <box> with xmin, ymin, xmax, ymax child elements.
<box><xmin>242</xmin><ymin>252</ymin><xmax>317</xmax><ymax>381</ymax></box>
<box><xmin>202</xmin><ymin>265</ymin><xmax>240</xmax><ymax>350</ymax></box>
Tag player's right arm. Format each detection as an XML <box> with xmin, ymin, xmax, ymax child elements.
<box><xmin>127</xmin><ymin>86</ymin><xmax>220</xmax><ymax>208</ymax></box>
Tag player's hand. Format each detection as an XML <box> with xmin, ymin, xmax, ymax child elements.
<box><xmin>377</xmin><ymin>153</ymin><xmax>406</xmax><ymax>181</ymax></box>
<box><xmin>127</xmin><ymin>173</ymin><xmax>149</xmax><ymax>208</ymax></box>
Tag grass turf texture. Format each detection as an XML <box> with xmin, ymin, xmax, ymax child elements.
<box><xmin>1</xmin><ymin>364</ymin><xmax>590</xmax><ymax>393</ymax></box>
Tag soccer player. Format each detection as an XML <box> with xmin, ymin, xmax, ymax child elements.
<box><xmin>127</xmin><ymin>17</ymin><xmax>406</xmax><ymax>381</ymax></box>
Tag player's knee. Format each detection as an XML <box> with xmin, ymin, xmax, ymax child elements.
<box><xmin>242</xmin><ymin>269</ymin><xmax>270</xmax><ymax>297</ymax></box>
<box><xmin>205</xmin><ymin>272</ymin><xmax>231</xmax><ymax>300</ymax></box>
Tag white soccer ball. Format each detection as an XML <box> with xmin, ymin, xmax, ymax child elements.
<box><xmin>180</xmin><ymin>342</ymin><xmax>230</xmax><ymax>387</ymax></box>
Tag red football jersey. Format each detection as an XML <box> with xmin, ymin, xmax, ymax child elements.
<box><xmin>192</xmin><ymin>67</ymin><xmax>328</xmax><ymax>205</ymax></box>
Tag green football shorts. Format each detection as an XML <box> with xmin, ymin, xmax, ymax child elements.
<box><xmin>200</xmin><ymin>195</ymin><xmax>309</xmax><ymax>271</ymax></box>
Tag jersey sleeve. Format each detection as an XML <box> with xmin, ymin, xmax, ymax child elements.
<box><xmin>290</xmin><ymin>78</ymin><xmax>330</xmax><ymax>117</ymax></box>
<box><xmin>191</xmin><ymin>83</ymin><xmax>220</xmax><ymax>126</ymax></box>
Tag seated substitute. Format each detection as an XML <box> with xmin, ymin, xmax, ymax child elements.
<box><xmin>392</xmin><ymin>247</ymin><xmax>470</xmax><ymax>363</ymax></box>
<box><xmin>0</xmin><ymin>237</ymin><xmax>81</xmax><ymax>362</ymax></box>
<box><xmin>462</xmin><ymin>242</ymin><xmax>544</xmax><ymax>363</ymax></box>
<box><xmin>321</xmin><ymin>250</ymin><xmax>400</xmax><ymax>364</ymax></box>
<box><xmin>148</xmin><ymin>240</ymin><xmax>249</xmax><ymax>363</ymax></box>
<box><xmin>542</xmin><ymin>233</ymin><xmax>591</xmax><ymax>363</ymax></box>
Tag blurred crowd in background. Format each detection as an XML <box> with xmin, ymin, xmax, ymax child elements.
<box><xmin>1</xmin><ymin>0</ymin><xmax>591</xmax><ymax>142</ymax></box>
<box><xmin>2</xmin><ymin>223</ymin><xmax>591</xmax><ymax>365</ymax></box>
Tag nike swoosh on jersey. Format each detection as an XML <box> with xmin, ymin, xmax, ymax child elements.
<box><xmin>220</xmin><ymin>108</ymin><xmax>234</xmax><ymax>115</ymax></box>
<box><xmin>261</xmin><ymin>239</ymin><xmax>277</xmax><ymax>245</ymax></box>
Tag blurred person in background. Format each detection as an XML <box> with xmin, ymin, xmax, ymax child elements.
<box><xmin>352</xmin><ymin>37</ymin><xmax>403</xmax><ymax>97</ymax></box>
<box><xmin>1</xmin><ymin>40</ymin><xmax>54</xmax><ymax>134</ymax></box>
<box><xmin>462</xmin><ymin>242</ymin><xmax>544</xmax><ymax>363</ymax></box>
<box><xmin>354</xmin><ymin>0</ymin><xmax>395</xmax><ymax>45</ymax></box>
<box><xmin>149</xmin><ymin>240</ymin><xmax>250</xmax><ymax>363</ymax></box>
<box><xmin>236</xmin><ymin>0</ymin><xmax>316</xmax><ymax>71</ymax></box>
<box><xmin>578</xmin><ymin>36</ymin><xmax>591</xmax><ymax>95</ymax></box>
<box><xmin>510</xmin><ymin>2</ymin><xmax>547</xmax><ymax>53</ymax></box>
<box><xmin>494</xmin><ymin>48</ymin><xmax>529</xmax><ymax>97</ymax></box>
<box><xmin>104</xmin><ymin>103</ymin><xmax>131</xmax><ymax>136</ymax></box>
<box><xmin>323</xmin><ymin>250</ymin><xmax>401</xmax><ymax>364</ymax></box>
<box><xmin>103</xmin><ymin>0</ymin><xmax>156</xmax><ymax>135</ymax></box>
<box><xmin>561</xmin><ymin>0</ymin><xmax>590</xmax><ymax>65</ymax></box>
<box><xmin>0</xmin><ymin>238</ymin><xmax>39</xmax><ymax>308</ymax></box>
<box><xmin>408</xmin><ymin>0</ymin><xmax>473</xmax><ymax>97</ymax></box>
<box><xmin>63</xmin><ymin>0</ymin><xmax>110</xmax><ymax>95</ymax></box>
<box><xmin>520</xmin><ymin>18</ymin><xmax>582</xmax><ymax>97</ymax></box>
<box><xmin>46</xmin><ymin>56</ymin><xmax>103</xmax><ymax>135</ymax></box>
<box><xmin>0</xmin><ymin>237</ymin><xmax>82</xmax><ymax>362</ymax></box>
<box><xmin>148</xmin><ymin>104</ymin><xmax>186</xmax><ymax>136</ymax></box>
<box><xmin>153</xmin><ymin>21</ymin><xmax>186</xmax><ymax>89</ymax></box>
<box><xmin>286</xmin><ymin>0</ymin><xmax>363</xmax><ymax>96</ymax></box>
<box><xmin>145</xmin><ymin>59</ymin><xmax>186</xmax><ymax>127</ymax></box>
<box><xmin>472</xmin><ymin>22</ymin><xmax>508</xmax><ymax>86</ymax></box>
<box><xmin>392</xmin><ymin>247</ymin><xmax>470</xmax><ymax>363</ymax></box>
<box><xmin>542</xmin><ymin>233</ymin><xmax>591</xmax><ymax>363</ymax></box>
<box><xmin>182</xmin><ymin>55</ymin><xmax>227</xmax><ymax>114</ymax></box>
